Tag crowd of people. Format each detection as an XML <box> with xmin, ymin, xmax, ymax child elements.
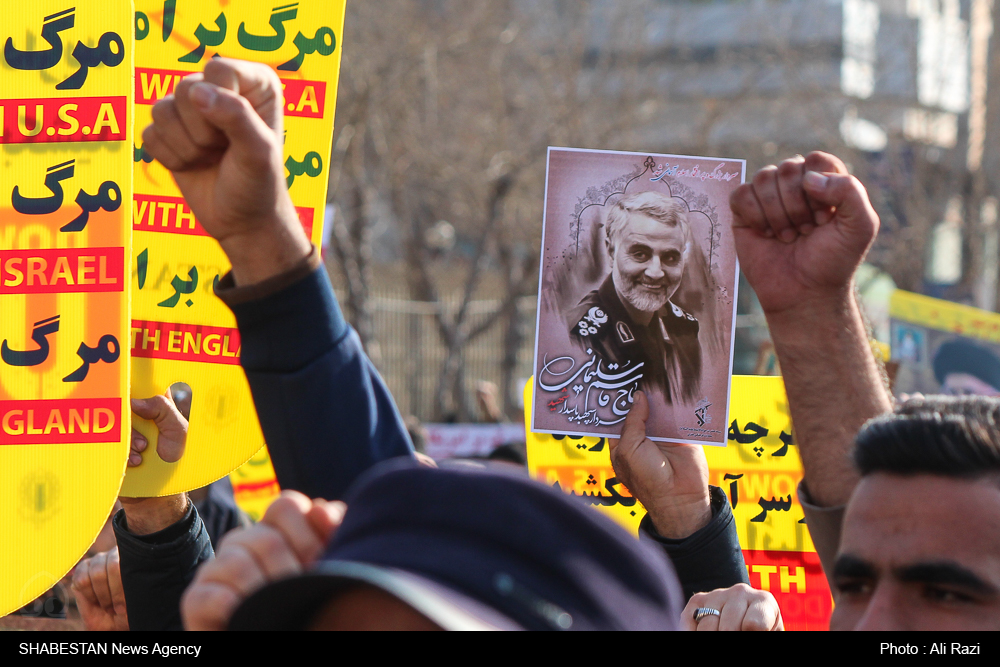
<box><xmin>62</xmin><ymin>58</ymin><xmax>1000</xmax><ymax>631</ymax></box>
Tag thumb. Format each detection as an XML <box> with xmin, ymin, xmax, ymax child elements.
<box><xmin>802</xmin><ymin>171</ymin><xmax>878</xmax><ymax>228</ymax></box>
<box><xmin>202</xmin><ymin>58</ymin><xmax>284</xmax><ymax>134</ymax></box>
<box><xmin>188</xmin><ymin>82</ymin><xmax>279</xmax><ymax>161</ymax></box>
<box><xmin>617</xmin><ymin>391</ymin><xmax>650</xmax><ymax>450</ymax></box>
<box><xmin>130</xmin><ymin>397</ymin><xmax>162</xmax><ymax>421</ymax></box>
<box><xmin>306</xmin><ymin>500</ymin><xmax>346</xmax><ymax>547</ymax></box>
<box><xmin>130</xmin><ymin>394</ymin><xmax>183</xmax><ymax>424</ymax></box>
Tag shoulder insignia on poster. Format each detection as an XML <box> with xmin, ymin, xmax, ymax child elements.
<box><xmin>616</xmin><ymin>321</ymin><xmax>635</xmax><ymax>344</ymax></box>
<box><xmin>577</xmin><ymin>307</ymin><xmax>608</xmax><ymax>338</ymax></box>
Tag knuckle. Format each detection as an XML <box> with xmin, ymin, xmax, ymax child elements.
<box><xmin>216</xmin><ymin>525</ymin><xmax>253</xmax><ymax>553</ymax></box>
<box><xmin>729</xmin><ymin>583</ymin><xmax>755</xmax><ymax>600</ymax></box>
<box><xmin>730</xmin><ymin>186</ymin><xmax>755</xmax><ymax>209</ymax></box>
<box><xmin>217</xmin><ymin>93</ymin><xmax>254</xmax><ymax>122</ymax></box>
<box><xmin>251</xmin><ymin>526</ymin><xmax>292</xmax><ymax>562</ymax></box>
<box><xmin>72</xmin><ymin>564</ymin><xmax>91</xmax><ymax>587</ymax></box>
<box><xmin>777</xmin><ymin>160</ymin><xmax>801</xmax><ymax>179</ymax></box>
<box><xmin>90</xmin><ymin>568</ymin><xmax>108</xmax><ymax>588</ymax></box>
<box><xmin>753</xmin><ymin>165</ymin><xmax>777</xmax><ymax>185</ymax></box>
<box><xmin>259</xmin><ymin>66</ymin><xmax>283</xmax><ymax>93</ymax></box>
<box><xmin>141</xmin><ymin>125</ymin><xmax>159</xmax><ymax>146</ymax></box>
<box><xmin>150</xmin><ymin>98</ymin><xmax>177</xmax><ymax>125</ymax></box>
<box><xmin>804</xmin><ymin>151</ymin><xmax>841</xmax><ymax>173</ymax></box>
<box><xmin>203</xmin><ymin>58</ymin><xmax>234</xmax><ymax>80</ymax></box>
<box><xmin>804</xmin><ymin>150</ymin><xmax>832</xmax><ymax>164</ymax></box>
<box><xmin>212</xmin><ymin>546</ymin><xmax>258</xmax><ymax>581</ymax></box>
<box><xmin>150</xmin><ymin>394</ymin><xmax>172</xmax><ymax>409</ymax></box>
<box><xmin>266</xmin><ymin>492</ymin><xmax>311</xmax><ymax>517</ymax></box>
<box><xmin>181</xmin><ymin>585</ymin><xmax>227</xmax><ymax>630</ymax></box>
<box><xmin>174</xmin><ymin>76</ymin><xmax>197</xmax><ymax>98</ymax></box>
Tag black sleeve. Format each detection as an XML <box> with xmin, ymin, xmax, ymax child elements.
<box><xmin>639</xmin><ymin>486</ymin><xmax>749</xmax><ymax>601</ymax></box>
<box><xmin>194</xmin><ymin>478</ymin><xmax>253</xmax><ymax>550</ymax></box>
<box><xmin>113</xmin><ymin>502</ymin><xmax>214</xmax><ymax>631</ymax></box>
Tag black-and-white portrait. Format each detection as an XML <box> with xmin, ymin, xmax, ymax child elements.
<box><xmin>532</xmin><ymin>148</ymin><xmax>744</xmax><ymax>445</ymax></box>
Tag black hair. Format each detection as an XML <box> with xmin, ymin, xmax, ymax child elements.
<box><xmin>855</xmin><ymin>396</ymin><xmax>1000</xmax><ymax>478</ymax></box>
<box><xmin>487</xmin><ymin>442</ymin><xmax>527</xmax><ymax>466</ymax></box>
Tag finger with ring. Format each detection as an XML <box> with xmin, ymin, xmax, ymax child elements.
<box><xmin>694</xmin><ymin>607</ymin><xmax>721</xmax><ymax>622</ymax></box>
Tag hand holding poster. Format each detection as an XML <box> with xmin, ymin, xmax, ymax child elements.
<box><xmin>0</xmin><ymin>2</ymin><xmax>133</xmax><ymax>617</ymax></box>
<box><xmin>531</xmin><ymin>149</ymin><xmax>743</xmax><ymax>446</ymax></box>
<box><xmin>526</xmin><ymin>376</ymin><xmax>833</xmax><ymax>631</ymax></box>
<box><xmin>124</xmin><ymin>1</ymin><xmax>346</xmax><ymax>497</ymax></box>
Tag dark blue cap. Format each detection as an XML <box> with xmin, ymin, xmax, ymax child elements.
<box><xmin>230</xmin><ymin>459</ymin><xmax>683</xmax><ymax>631</ymax></box>
<box><xmin>933</xmin><ymin>339</ymin><xmax>1000</xmax><ymax>391</ymax></box>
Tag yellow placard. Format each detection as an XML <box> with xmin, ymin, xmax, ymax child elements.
<box><xmin>891</xmin><ymin>289</ymin><xmax>1000</xmax><ymax>344</ymax></box>
<box><xmin>0</xmin><ymin>2</ymin><xmax>133</xmax><ymax>616</ymax></box>
<box><xmin>123</xmin><ymin>1</ymin><xmax>346</xmax><ymax>497</ymax></box>
<box><xmin>229</xmin><ymin>445</ymin><xmax>281</xmax><ymax>522</ymax></box>
<box><xmin>526</xmin><ymin>376</ymin><xmax>811</xmax><ymax>547</ymax></box>
<box><xmin>526</xmin><ymin>376</ymin><xmax>833</xmax><ymax>631</ymax></box>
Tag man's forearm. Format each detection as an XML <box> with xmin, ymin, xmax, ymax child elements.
<box><xmin>766</xmin><ymin>289</ymin><xmax>892</xmax><ymax>508</ymax></box>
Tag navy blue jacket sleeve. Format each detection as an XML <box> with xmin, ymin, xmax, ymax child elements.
<box><xmin>225</xmin><ymin>264</ymin><xmax>414</xmax><ymax>501</ymax></box>
<box><xmin>639</xmin><ymin>486</ymin><xmax>749</xmax><ymax>601</ymax></box>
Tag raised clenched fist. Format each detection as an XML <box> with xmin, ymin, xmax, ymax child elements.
<box><xmin>142</xmin><ymin>58</ymin><xmax>310</xmax><ymax>286</ymax></box>
<box><xmin>730</xmin><ymin>152</ymin><xmax>880</xmax><ymax>315</ymax></box>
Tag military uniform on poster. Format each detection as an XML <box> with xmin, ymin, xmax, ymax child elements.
<box><xmin>567</xmin><ymin>276</ymin><xmax>701</xmax><ymax>404</ymax></box>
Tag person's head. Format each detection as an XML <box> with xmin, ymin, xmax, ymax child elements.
<box><xmin>605</xmin><ymin>191</ymin><xmax>692</xmax><ymax>314</ymax></box>
<box><xmin>230</xmin><ymin>460</ymin><xmax>683</xmax><ymax>630</ymax></box>
<box><xmin>933</xmin><ymin>340</ymin><xmax>1000</xmax><ymax>397</ymax></box>
<box><xmin>830</xmin><ymin>397</ymin><xmax>1000</xmax><ymax>630</ymax></box>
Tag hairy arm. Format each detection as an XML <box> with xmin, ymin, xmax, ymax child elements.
<box><xmin>731</xmin><ymin>153</ymin><xmax>893</xmax><ymax>508</ymax></box>
<box><xmin>766</xmin><ymin>295</ymin><xmax>890</xmax><ymax>506</ymax></box>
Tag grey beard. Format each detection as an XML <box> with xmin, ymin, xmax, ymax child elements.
<box><xmin>613</xmin><ymin>265</ymin><xmax>668</xmax><ymax>314</ymax></box>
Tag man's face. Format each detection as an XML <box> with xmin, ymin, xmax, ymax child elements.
<box><xmin>610</xmin><ymin>213</ymin><xmax>687</xmax><ymax>315</ymax></box>
<box><xmin>830</xmin><ymin>474</ymin><xmax>1000</xmax><ymax>630</ymax></box>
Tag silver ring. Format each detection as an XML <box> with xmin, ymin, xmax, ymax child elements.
<box><xmin>694</xmin><ymin>607</ymin><xmax>721</xmax><ymax>622</ymax></box>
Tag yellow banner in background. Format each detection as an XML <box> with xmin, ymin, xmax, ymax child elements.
<box><xmin>526</xmin><ymin>376</ymin><xmax>832</xmax><ymax>631</ymax></box>
<box><xmin>124</xmin><ymin>0</ymin><xmax>346</xmax><ymax>497</ymax></box>
<box><xmin>0</xmin><ymin>2</ymin><xmax>134</xmax><ymax>616</ymax></box>
<box><xmin>230</xmin><ymin>445</ymin><xmax>280</xmax><ymax>522</ymax></box>
<box><xmin>891</xmin><ymin>289</ymin><xmax>1000</xmax><ymax>343</ymax></box>
<box><xmin>526</xmin><ymin>376</ymin><xmax>811</xmax><ymax>548</ymax></box>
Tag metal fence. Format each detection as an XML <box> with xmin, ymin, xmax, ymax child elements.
<box><xmin>332</xmin><ymin>285</ymin><xmax>538</xmax><ymax>422</ymax></box>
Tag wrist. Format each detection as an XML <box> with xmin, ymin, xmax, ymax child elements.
<box><xmin>119</xmin><ymin>494</ymin><xmax>189</xmax><ymax>536</ymax></box>
<box><xmin>648</xmin><ymin>491</ymin><xmax>713</xmax><ymax>540</ymax></box>
<box><xmin>762</xmin><ymin>285</ymin><xmax>857</xmax><ymax>327</ymax></box>
<box><xmin>219</xmin><ymin>204</ymin><xmax>312</xmax><ymax>287</ymax></box>
<box><xmin>763</xmin><ymin>288</ymin><xmax>865</xmax><ymax>352</ymax></box>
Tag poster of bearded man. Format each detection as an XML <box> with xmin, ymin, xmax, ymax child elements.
<box><xmin>531</xmin><ymin>148</ymin><xmax>744</xmax><ymax>445</ymax></box>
